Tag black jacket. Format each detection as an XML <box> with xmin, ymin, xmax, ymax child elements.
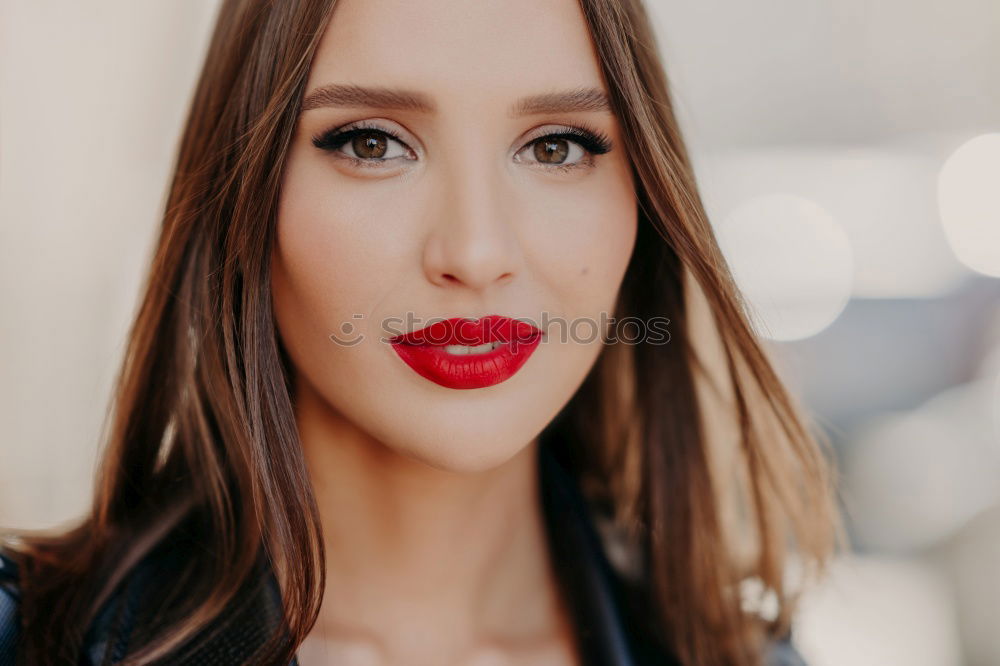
<box><xmin>0</xmin><ymin>446</ymin><xmax>807</xmax><ymax>665</ymax></box>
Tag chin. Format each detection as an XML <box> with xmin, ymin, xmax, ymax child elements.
<box><xmin>376</xmin><ymin>422</ymin><xmax>538</xmax><ymax>475</ymax></box>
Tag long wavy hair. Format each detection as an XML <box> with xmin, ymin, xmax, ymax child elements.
<box><xmin>3</xmin><ymin>1</ymin><xmax>843</xmax><ymax>664</ymax></box>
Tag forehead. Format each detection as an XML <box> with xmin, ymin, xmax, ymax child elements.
<box><xmin>307</xmin><ymin>0</ymin><xmax>606</xmax><ymax>103</ymax></box>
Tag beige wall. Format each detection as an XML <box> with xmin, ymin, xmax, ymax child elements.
<box><xmin>0</xmin><ymin>0</ymin><xmax>221</xmax><ymax>529</ymax></box>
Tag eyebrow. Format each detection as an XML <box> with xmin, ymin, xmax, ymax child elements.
<box><xmin>300</xmin><ymin>83</ymin><xmax>612</xmax><ymax>117</ymax></box>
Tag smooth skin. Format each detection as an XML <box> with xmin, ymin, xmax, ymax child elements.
<box><xmin>271</xmin><ymin>0</ymin><xmax>638</xmax><ymax>663</ymax></box>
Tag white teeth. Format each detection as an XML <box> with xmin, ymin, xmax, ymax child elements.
<box><xmin>442</xmin><ymin>341</ymin><xmax>504</xmax><ymax>355</ymax></box>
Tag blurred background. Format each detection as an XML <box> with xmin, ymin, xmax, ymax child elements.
<box><xmin>1</xmin><ymin>1</ymin><xmax>997</xmax><ymax>664</ymax></box>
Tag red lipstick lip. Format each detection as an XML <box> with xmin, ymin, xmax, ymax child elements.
<box><xmin>388</xmin><ymin>314</ymin><xmax>544</xmax><ymax>390</ymax></box>
<box><xmin>389</xmin><ymin>314</ymin><xmax>543</xmax><ymax>346</ymax></box>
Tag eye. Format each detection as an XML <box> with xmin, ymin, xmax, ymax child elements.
<box><xmin>515</xmin><ymin>126</ymin><xmax>614</xmax><ymax>171</ymax></box>
<box><xmin>312</xmin><ymin>123</ymin><xmax>416</xmax><ymax>165</ymax></box>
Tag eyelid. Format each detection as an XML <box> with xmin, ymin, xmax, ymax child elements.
<box><xmin>521</xmin><ymin>123</ymin><xmax>613</xmax><ymax>151</ymax></box>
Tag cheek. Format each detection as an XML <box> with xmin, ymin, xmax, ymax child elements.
<box><xmin>510</xmin><ymin>171</ymin><xmax>636</xmax><ymax>400</ymax></box>
<box><xmin>524</xmin><ymin>173</ymin><xmax>637</xmax><ymax>323</ymax></box>
<box><xmin>270</xmin><ymin>164</ymin><xmax>401</xmax><ymax>407</ymax></box>
<box><xmin>272</xmin><ymin>157</ymin><xmax>412</xmax><ymax>336</ymax></box>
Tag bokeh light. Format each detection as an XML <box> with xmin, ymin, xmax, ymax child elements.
<box><xmin>715</xmin><ymin>193</ymin><xmax>853</xmax><ymax>341</ymax></box>
<box><xmin>698</xmin><ymin>146</ymin><xmax>968</xmax><ymax>299</ymax></box>
<box><xmin>937</xmin><ymin>133</ymin><xmax>1000</xmax><ymax>277</ymax></box>
<box><xmin>844</xmin><ymin>379</ymin><xmax>1000</xmax><ymax>553</ymax></box>
<box><xmin>793</xmin><ymin>556</ymin><xmax>962</xmax><ymax>666</ymax></box>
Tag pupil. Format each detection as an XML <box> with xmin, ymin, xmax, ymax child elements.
<box><xmin>534</xmin><ymin>138</ymin><xmax>569</xmax><ymax>164</ymax></box>
<box><xmin>353</xmin><ymin>132</ymin><xmax>387</xmax><ymax>159</ymax></box>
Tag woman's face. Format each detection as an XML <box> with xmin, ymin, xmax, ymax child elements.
<box><xmin>272</xmin><ymin>0</ymin><xmax>637</xmax><ymax>472</ymax></box>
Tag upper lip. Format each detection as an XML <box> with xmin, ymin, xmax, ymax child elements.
<box><xmin>389</xmin><ymin>314</ymin><xmax>543</xmax><ymax>346</ymax></box>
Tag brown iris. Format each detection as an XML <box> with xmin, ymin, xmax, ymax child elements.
<box><xmin>533</xmin><ymin>138</ymin><xmax>569</xmax><ymax>164</ymax></box>
<box><xmin>352</xmin><ymin>132</ymin><xmax>388</xmax><ymax>159</ymax></box>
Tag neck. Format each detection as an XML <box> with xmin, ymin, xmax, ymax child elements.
<box><xmin>289</xmin><ymin>376</ymin><xmax>573</xmax><ymax>662</ymax></box>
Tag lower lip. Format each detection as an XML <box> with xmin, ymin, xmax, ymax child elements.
<box><xmin>390</xmin><ymin>336</ymin><xmax>542</xmax><ymax>389</ymax></box>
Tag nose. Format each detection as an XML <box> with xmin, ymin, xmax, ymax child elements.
<box><xmin>422</xmin><ymin>157</ymin><xmax>521</xmax><ymax>293</ymax></box>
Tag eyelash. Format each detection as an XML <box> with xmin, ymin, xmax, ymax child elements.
<box><xmin>310</xmin><ymin>121</ymin><xmax>614</xmax><ymax>173</ymax></box>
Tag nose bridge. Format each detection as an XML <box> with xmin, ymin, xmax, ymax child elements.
<box><xmin>423</xmin><ymin>132</ymin><xmax>520</xmax><ymax>291</ymax></box>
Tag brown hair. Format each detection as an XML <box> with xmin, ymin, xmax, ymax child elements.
<box><xmin>3</xmin><ymin>1</ymin><xmax>843</xmax><ymax>664</ymax></box>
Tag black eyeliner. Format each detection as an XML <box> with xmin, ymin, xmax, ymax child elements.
<box><xmin>544</xmin><ymin>124</ymin><xmax>614</xmax><ymax>155</ymax></box>
<box><xmin>311</xmin><ymin>122</ymin><xmax>405</xmax><ymax>152</ymax></box>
